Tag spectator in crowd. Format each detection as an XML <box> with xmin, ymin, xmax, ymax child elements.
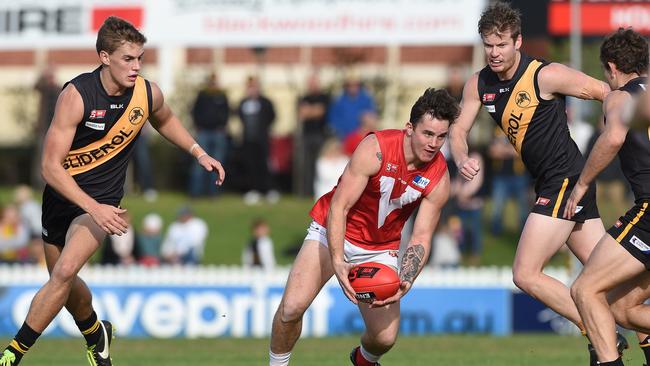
<box><xmin>453</xmin><ymin>150</ymin><xmax>485</xmax><ymax>266</ymax></box>
<box><xmin>161</xmin><ymin>205</ymin><xmax>208</xmax><ymax>265</ymax></box>
<box><xmin>189</xmin><ymin>72</ymin><xmax>230</xmax><ymax>197</ymax></box>
<box><xmin>132</xmin><ymin>124</ymin><xmax>157</xmax><ymax>202</ymax></box>
<box><xmin>313</xmin><ymin>138</ymin><xmax>349</xmax><ymax>200</ymax></box>
<box><xmin>487</xmin><ymin>129</ymin><xmax>529</xmax><ymax>234</ymax></box>
<box><xmin>567</xmin><ymin>106</ymin><xmax>595</xmax><ymax>156</ymax></box>
<box><xmin>296</xmin><ymin>73</ymin><xmax>330</xmax><ymax>197</ymax></box>
<box><xmin>13</xmin><ymin>185</ymin><xmax>44</xmax><ymax>265</ymax></box>
<box><xmin>101</xmin><ymin>212</ymin><xmax>137</xmax><ymax>265</ymax></box>
<box><xmin>238</xmin><ymin>76</ymin><xmax>277</xmax><ymax>205</ymax></box>
<box><xmin>32</xmin><ymin>68</ymin><xmax>60</xmax><ymax>188</ymax></box>
<box><xmin>327</xmin><ymin>76</ymin><xmax>376</xmax><ymax>140</ymax></box>
<box><xmin>587</xmin><ymin>118</ymin><xmax>630</xmax><ymax>221</ymax></box>
<box><xmin>242</xmin><ymin>218</ymin><xmax>276</xmax><ymax>271</ymax></box>
<box><xmin>0</xmin><ymin>204</ymin><xmax>30</xmax><ymax>263</ymax></box>
<box><xmin>429</xmin><ymin>215</ymin><xmax>462</xmax><ymax>268</ymax></box>
<box><xmin>445</xmin><ymin>65</ymin><xmax>466</xmax><ymax>102</ymax></box>
<box><xmin>342</xmin><ymin>110</ymin><xmax>379</xmax><ymax>156</ymax></box>
<box><xmin>138</xmin><ymin>213</ymin><xmax>163</xmax><ymax>266</ymax></box>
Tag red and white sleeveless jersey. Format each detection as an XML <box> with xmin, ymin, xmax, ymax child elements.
<box><xmin>309</xmin><ymin>129</ymin><xmax>447</xmax><ymax>251</ymax></box>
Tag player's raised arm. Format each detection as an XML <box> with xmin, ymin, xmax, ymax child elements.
<box><xmin>564</xmin><ymin>90</ymin><xmax>631</xmax><ymax>219</ymax></box>
<box><xmin>450</xmin><ymin>73</ymin><xmax>482</xmax><ymax>180</ymax></box>
<box><xmin>537</xmin><ymin>62</ymin><xmax>610</xmax><ymax>102</ymax></box>
<box><xmin>149</xmin><ymin>81</ymin><xmax>225</xmax><ymax>185</ymax></box>
<box><xmin>327</xmin><ymin>134</ymin><xmax>382</xmax><ymax>303</ymax></box>
<box><xmin>41</xmin><ymin>84</ymin><xmax>128</xmax><ymax>235</ymax></box>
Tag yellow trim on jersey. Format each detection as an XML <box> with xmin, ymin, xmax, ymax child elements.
<box><xmin>552</xmin><ymin>178</ymin><xmax>569</xmax><ymax>218</ymax></box>
<box><xmin>616</xmin><ymin>202</ymin><xmax>648</xmax><ymax>242</ymax></box>
<box><xmin>62</xmin><ymin>76</ymin><xmax>149</xmax><ymax>176</ymax></box>
<box><xmin>500</xmin><ymin>60</ymin><xmax>543</xmax><ymax>153</ymax></box>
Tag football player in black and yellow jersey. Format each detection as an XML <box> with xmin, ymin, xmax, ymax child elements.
<box><xmin>567</xmin><ymin>28</ymin><xmax>650</xmax><ymax>366</ymax></box>
<box><xmin>448</xmin><ymin>2</ymin><xmax>630</xmax><ymax>364</ymax></box>
<box><xmin>0</xmin><ymin>17</ymin><xmax>225</xmax><ymax>366</ymax></box>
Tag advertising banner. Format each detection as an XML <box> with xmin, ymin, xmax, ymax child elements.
<box><xmin>0</xmin><ymin>283</ymin><xmax>510</xmax><ymax>338</ymax></box>
<box><xmin>0</xmin><ymin>0</ymin><xmax>485</xmax><ymax>49</ymax></box>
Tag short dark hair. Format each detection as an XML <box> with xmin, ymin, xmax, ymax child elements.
<box><xmin>600</xmin><ymin>27</ymin><xmax>649</xmax><ymax>75</ymax></box>
<box><xmin>96</xmin><ymin>16</ymin><xmax>147</xmax><ymax>55</ymax></box>
<box><xmin>478</xmin><ymin>1</ymin><xmax>521</xmax><ymax>41</ymax></box>
<box><xmin>409</xmin><ymin>88</ymin><xmax>460</xmax><ymax>126</ymax></box>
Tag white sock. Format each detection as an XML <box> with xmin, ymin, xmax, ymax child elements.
<box><xmin>360</xmin><ymin>345</ymin><xmax>381</xmax><ymax>363</ymax></box>
<box><xmin>269</xmin><ymin>350</ymin><xmax>291</xmax><ymax>366</ymax></box>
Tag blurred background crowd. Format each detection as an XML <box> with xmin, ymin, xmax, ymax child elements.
<box><xmin>0</xmin><ymin>0</ymin><xmax>635</xmax><ymax>271</ymax></box>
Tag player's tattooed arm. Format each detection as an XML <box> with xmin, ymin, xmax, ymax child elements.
<box><xmin>376</xmin><ymin>152</ymin><xmax>382</xmax><ymax>161</ymax></box>
<box><xmin>400</xmin><ymin>244</ymin><xmax>425</xmax><ymax>284</ymax></box>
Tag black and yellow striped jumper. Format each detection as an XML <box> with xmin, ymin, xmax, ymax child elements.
<box><xmin>42</xmin><ymin>66</ymin><xmax>152</xmax><ymax>246</ymax></box>
<box><xmin>478</xmin><ymin>53</ymin><xmax>599</xmax><ymax>222</ymax></box>
<box><xmin>606</xmin><ymin>77</ymin><xmax>650</xmax><ymax>268</ymax></box>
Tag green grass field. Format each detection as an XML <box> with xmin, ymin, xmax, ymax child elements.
<box><xmin>1</xmin><ymin>334</ymin><xmax>644</xmax><ymax>365</ymax></box>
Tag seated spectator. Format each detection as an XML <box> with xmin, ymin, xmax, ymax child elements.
<box><xmin>242</xmin><ymin>218</ymin><xmax>276</xmax><ymax>271</ymax></box>
<box><xmin>13</xmin><ymin>185</ymin><xmax>45</xmax><ymax>265</ymax></box>
<box><xmin>138</xmin><ymin>213</ymin><xmax>163</xmax><ymax>266</ymax></box>
<box><xmin>101</xmin><ymin>212</ymin><xmax>137</xmax><ymax>265</ymax></box>
<box><xmin>0</xmin><ymin>204</ymin><xmax>30</xmax><ymax>263</ymax></box>
<box><xmin>429</xmin><ymin>216</ymin><xmax>462</xmax><ymax>269</ymax></box>
<box><xmin>314</xmin><ymin>139</ymin><xmax>349</xmax><ymax>200</ymax></box>
<box><xmin>161</xmin><ymin>205</ymin><xmax>208</xmax><ymax>265</ymax></box>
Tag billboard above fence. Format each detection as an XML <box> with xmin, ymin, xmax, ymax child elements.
<box><xmin>0</xmin><ymin>0</ymin><xmax>486</xmax><ymax>49</ymax></box>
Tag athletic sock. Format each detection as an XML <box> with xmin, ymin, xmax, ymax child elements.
<box><xmin>75</xmin><ymin>311</ymin><xmax>101</xmax><ymax>346</ymax></box>
<box><xmin>269</xmin><ymin>350</ymin><xmax>291</xmax><ymax>366</ymax></box>
<box><xmin>5</xmin><ymin>322</ymin><xmax>41</xmax><ymax>361</ymax></box>
<box><xmin>640</xmin><ymin>336</ymin><xmax>650</xmax><ymax>365</ymax></box>
<box><xmin>597</xmin><ymin>356</ymin><xmax>624</xmax><ymax>365</ymax></box>
<box><xmin>354</xmin><ymin>345</ymin><xmax>381</xmax><ymax>366</ymax></box>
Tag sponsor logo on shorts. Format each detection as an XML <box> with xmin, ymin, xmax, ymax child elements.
<box><xmin>574</xmin><ymin>206</ymin><xmax>583</xmax><ymax>214</ymax></box>
<box><xmin>485</xmin><ymin>105</ymin><xmax>496</xmax><ymax>113</ymax></box>
<box><xmin>413</xmin><ymin>175</ymin><xmax>430</xmax><ymax>189</ymax></box>
<box><xmin>85</xmin><ymin>121</ymin><xmax>105</xmax><ymax>130</ymax></box>
<box><xmin>615</xmin><ymin>220</ymin><xmax>623</xmax><ymax>228</ymax></box>
<box><xmin>536</xmin><ymin>197</ymin><xmax>550</xmax><ymax>206</ymax></box>
<box><xmin>42</xmin><ymin>228</ymin><xmax>48</xmax><ymax>236</ymax></box>
<box><xmin>630</xmin><ymin>235</ymin><xmax>650</xmax><ymax>252</ymax></box>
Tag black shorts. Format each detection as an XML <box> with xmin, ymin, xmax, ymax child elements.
<box><xmin>531</xmin><ymin>175</ymin><xmax>599</xmax><ymax>222</ymax></box>
<box><xmin>607</xmin><ymin>201</ymin><xmax>650</xmax><ymax>270</ymax></box>
<box><xmin>41</xmin><ymin>186</ymin><xmax>118</xmax><ymax>247</ymax></box>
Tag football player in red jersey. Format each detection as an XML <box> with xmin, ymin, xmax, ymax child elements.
<box><xmin>269</xmin><ymin>88</ymin><xmax>458</xmax><ymax>366</ymax></box>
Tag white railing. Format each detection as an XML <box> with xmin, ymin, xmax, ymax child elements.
<box><xmin>0</xmin><ymin>263</ymin><xmax>571</xmax><ymax>289</ymax></box>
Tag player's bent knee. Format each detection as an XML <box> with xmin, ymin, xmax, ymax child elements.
<box><xmin>278</xmin><ymin>299</ymin><xmax>309</xmax><ymax>324</ymax></box>
<box><xmin>512</xmin><ymin>269</ymin><xmax>536</xmax><ymax>293</ymax></box>
<box><xmin>609</xmin><ymin>300</ymin><xmax>632</xmax><ymax>328</ymax></box>
<box><xmin>368</xmin><ymin>331</ymin><xmax>397</xmax><ymax>352</ymax></box>
<box><xmin>50</xmin><ymin>263</ymin><xmax>80</xmax><ymax>285</ymax></box>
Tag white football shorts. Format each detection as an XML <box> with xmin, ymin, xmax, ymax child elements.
<box><xmin>304</xmin><ymin>220</ymin><xmax>398</xmax><ymax>269</ymax></box>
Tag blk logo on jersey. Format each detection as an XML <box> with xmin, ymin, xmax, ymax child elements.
<box><xmin>412</xmin><ymin>175</ymin><xmax>430</xmax><ymax>189</ymax></box>
<box><xmin>89</xmin><ymin>110</ymin><xmax>106</xmax><ymax>119</ymax></box>
<box><xmin>482</xmin><ymin>93</ymin><xmax>496</xmax><ymax>102</ymax></box>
